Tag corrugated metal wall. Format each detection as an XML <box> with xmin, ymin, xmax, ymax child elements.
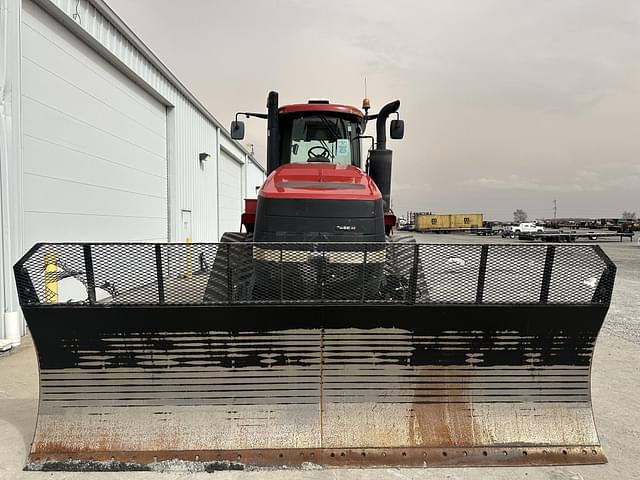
<box><xmin>1</xmin><ymin>0</ymin><xmax>265</xmax><ymax>339</ymax></box>
<box><xmin>21</xmin><ymin>0</ymin><xmax>170</xmax><ymax>245</ymax></box>
<box><xmin>44</xmin><ymin>0</ymin><xmax>263</xmax><ymax>244</ymax></box>
<box><xmin>48</xmin><ymin>0</ymin><xmax>173</xmax><ymax>102</ymax></box>
<box><xmin>170</xmin><ymin>102</ymin><xmax>219</xmax><ymax>242</ymax></box>
<box><xmin>246</xmin><ymin>161</ymin><xmax>266</xmax><ymax>199</ymax></box>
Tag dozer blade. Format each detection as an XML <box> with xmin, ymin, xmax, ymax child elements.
<box><xmin>14</xmin><ymin>241</ymin><xmax>615</xmax><ymax>470</ymax></box>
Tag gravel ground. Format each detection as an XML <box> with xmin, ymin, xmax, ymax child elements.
<box><xmin>0</xmin><ymin>232</ymin><xmax>638</xmax><ymax>480</ymax></box>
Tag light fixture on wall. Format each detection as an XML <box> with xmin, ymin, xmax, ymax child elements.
<box><xmin>199</xmin><ymin>152</ymin><xmax>211</xmax><ymax>163</ymax></box>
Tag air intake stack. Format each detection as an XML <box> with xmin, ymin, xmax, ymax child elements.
<box><xmin>368</xmin><ymin>100</ymin><xmax>401</xmax><ymax>212</ymax></box>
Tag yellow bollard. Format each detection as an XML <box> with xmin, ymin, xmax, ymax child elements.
<box><xmin>44</xmin><ymin>251</ymin><xmax>58</xmax><ymax>303</ymax></box>
<box><xmin>186</xmin><ymin>237</ymin><xmax>193</xmax><ymax>279</ymax></box>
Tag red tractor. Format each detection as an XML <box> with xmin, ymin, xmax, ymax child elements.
<box><xmin>233</xmin><ymin>92</ymin><xmax>403</xmax><ymax>242</ymax></box>
<box><xmin>13</xmin><ymin>90</ymin><xmax>616</xmax><ymax>470</ymax></box>
<box><xmin>204</xmin><ymin>91</ymin><xmax>410</xmax><ymax>301</ymax></box>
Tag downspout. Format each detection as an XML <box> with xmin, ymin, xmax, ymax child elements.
<box><xmin>0</xmin><ymin>0</ymin><xmax>21</xmax><ymax>349</ymax></box>
<box><xmin>215</xmin><ymin>127</ymin><xmax>221</xmax><ymax>240</ymax></box>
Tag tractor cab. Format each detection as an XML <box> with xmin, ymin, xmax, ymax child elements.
<box><xmin>277</xmin><ymin>102</ymin><xmax>366</xmax><ymax>168</ymax></box>
<box><xmin>231</xmin><ymin>91</ymin><xmax>404</xmax><ymax>240</ymax></box>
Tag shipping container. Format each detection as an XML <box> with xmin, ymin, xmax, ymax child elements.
<box><xmin>415</xmin><ymin>213</ymin><xmax>484</xmax><ymax>232</ymax></box>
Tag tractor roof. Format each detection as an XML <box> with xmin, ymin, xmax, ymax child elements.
<box><xmin>278</xmin><ymin>103</ymin><xmax>365</xmax><ymax>119</ymax></box>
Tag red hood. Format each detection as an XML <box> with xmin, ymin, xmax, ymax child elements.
<box><xmin>260</xmin><ymin>163</ymin><xmax>382</xmax><ymax>201</ymax></box>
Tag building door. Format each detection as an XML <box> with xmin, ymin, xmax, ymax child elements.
<box><xmin>218</xmin><ymin>150</ymin><xmax>243</xmax><ymax>235</ymax></box>
<box><xmin>21</xmin><ymin>0</ymin><xmax>169</xmax><ymax>246</ymax></box>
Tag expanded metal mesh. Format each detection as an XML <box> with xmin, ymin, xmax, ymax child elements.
<box><xmin>14</xmin><ymin>242</ymin><xmax>615</xmax><ymax>306</ymax></box>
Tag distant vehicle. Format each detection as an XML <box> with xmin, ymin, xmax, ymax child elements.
<box><xmin>397</xmin><ymin>217</ymin><xmax>413</xmax><ymax>231</ymax></box>
<box><xmin>502</xmin><ymin>223</ymin><xmax>544</xmax><ymax>238</ymax></box>
<box><xmin>516</xmin><ymin>222</ymin><xmax>545</xmax><ymax>233</ymax></box>
<box><xmin>501</xmin><ymin>226</ymin><xmax>514</xmax><ymax>238</ymax></box>
<box><xmin>474</xmin><ymin>222</ymin><xmax>502</xmax><ymax>236</ymax></box>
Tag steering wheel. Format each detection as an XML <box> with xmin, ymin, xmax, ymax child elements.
<box><xmin>307</xmin><ymin>145</ymin><xmax>331</xmax><ymax>162</ymax></box>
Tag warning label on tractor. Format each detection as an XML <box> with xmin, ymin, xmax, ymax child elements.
<box><xmin>337</xmin><ymin>139</ymin><xmax>349</xmax><ymax>156</ymax></box>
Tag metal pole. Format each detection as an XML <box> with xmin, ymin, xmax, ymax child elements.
<box><xmin>155</xmin><ymin>244</ymin><xmax>165</xmax><ymax>304</ymax></box>
<box><xmin>408</xmin><ymin>243</ymin><xmax>419</xmax><ymax>304</ymax></box>
<box><xmin>226</xmin><ymin>243</ymin><xmax>232</xmax><ymax>302</ymax></box>
<box><xmin>475</xmin><ymin>245</ymin><xmax>489</xmax><ymax>304</ymax></box>
<box><xmin>279</xmin><ymin>249</ymin><xmax>284</xmax><ymax>302</ymax></box>
<box><xmin>44</xmin><ymin>250</ymin><xmax>58</xmax><ymax>303</ymax></box>
<box><xmin>361</xmin><ymin>245</ymin><xmax>368</xmax><ymax>302</ymax></box>
<box><xmin>320</xmin><ymin>250</ymin><xmax>325</xmax><ymax>302</ymax></box>
<box><xmin>83</xmin><ymin>245</ymin><xmax>96</xmax><ymax>304</ymax></box>
<box><xmin>539</xmin><ymin>245</ymin><xmax>556</xmax><ymax>303</ymax></box>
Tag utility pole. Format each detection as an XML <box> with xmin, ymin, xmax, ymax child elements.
<box><xmin>553</xmin><ymin>199</ymin><xmax>557</xmax><ymax>221</ymax></box>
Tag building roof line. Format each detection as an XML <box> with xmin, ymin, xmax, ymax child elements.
<box><xmin>87</xmin><ymin>0</ymin><xmax>264</xmax><ymax>173</ymax></box>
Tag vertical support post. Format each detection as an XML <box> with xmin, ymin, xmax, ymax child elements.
<box><xmin>0</xmin><ymin>0</ymin><xmax>25</xmax><ymax>327</ymax></box>
<box><xmin>475</xmin><ymin>245</ymin><xmax>489</xmax><ymax>304</ymax></box>
<box><xmin>83</xmin><ymin>245</ymin><xmax>96</xmax><ymax>304</ymax></box>
<box><xmin>44</xmin><ymin>250</ymin><xmax>58</xmax><ymax>303</ymax></box>
<box><xmin>155</xmin><ymin>244</ymin><xmax>165</xmax><ymax>304</ymax></box>
<box><xmin>185</xmin><ymin>237</ymin><xmax>193</xmax><ymax>278</ymax></box>
<box><xmin>226</xmin><ymin>243</ymin><xmax>232</xmax><ymax>302</ymax></box>
<box><xmin>540</xmin><ymin>245</ymin><xmax>556</xmax><ymax>303</ymax></box>
<box><xmin>320</xmin><ymin>250</ymin><xmax>325</xmax><ymax>302</ymax></box>
<box><xmin>279</xmin><ymin>249</ymin><xmax>284</xmax><ymax>302</ymax></box>
<box><xmin>165</xmin><ymin>106</ymin><xmax>176</xmax><ymax>242</ymax></box>
<box><xmin>361</xmin><ymin>245</ymin><xmax>368</xmax><ymax>302</ymax></box>
<box><xmin>408</xmin><ymin>243</ymin><xmax>419</xmax><ymax>304</ymax></box>
<box><xmin>215</xmin><ymin>127</ymin><xmax>221</xmax><ymax>240</ymax></box>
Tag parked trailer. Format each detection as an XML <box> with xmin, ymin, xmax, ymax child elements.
<box><xmin>417</xmin><ymin>227</ymin><xmax>493</xmax><ymax>235</ymax></box>
<box><xmin>519</xmin><ymin>231</ymin><xmax>634</xmax><ymax>243</ymax></box>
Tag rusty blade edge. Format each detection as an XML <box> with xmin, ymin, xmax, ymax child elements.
<box><xmin>27</xmin><ymin>446</ymin><xmax>607</xmax><ymax>469</ymax></box>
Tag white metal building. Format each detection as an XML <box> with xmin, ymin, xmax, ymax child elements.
<box><xmin>0</xmin><ymin>0</ymin><xmax>266</xmax><ymax>342</ymax></box>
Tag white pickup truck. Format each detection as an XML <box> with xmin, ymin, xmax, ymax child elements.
<box><xmin>502</xmin><ymin>222</ymin><xmax>544</xmax><ymax>238</ymax></box>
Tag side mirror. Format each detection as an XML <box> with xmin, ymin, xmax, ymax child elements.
<box><xmin>230</xmin><ymin>121</ymin><xmax>245</xmax><ymax>140</ymax></box>
<box><xmin>390</xmin><ymin>119</ymin><xmax>404</xmax><ymax>139</ymax></box>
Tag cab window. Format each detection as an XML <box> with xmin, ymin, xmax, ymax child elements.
<box><xmin>280</xmin><ymin>114</ymin><xmax>362</xmax><ymax>167</ymax></box>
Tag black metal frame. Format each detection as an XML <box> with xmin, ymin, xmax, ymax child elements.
<box><xmin>14</xmin><ymin>242</ymin><xmax>616</xmax><ymax>308</ymax></box>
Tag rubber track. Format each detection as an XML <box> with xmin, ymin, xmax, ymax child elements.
<box><xmin>203</xmin><ymin>232</ymin><xmax>254</xmax><ymax>302</ymax></box>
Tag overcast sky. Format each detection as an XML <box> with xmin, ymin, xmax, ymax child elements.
<box><xmin>107</xmin><ymin>0</ymin><xmax>640</xmax><ymax>221</ymax></box>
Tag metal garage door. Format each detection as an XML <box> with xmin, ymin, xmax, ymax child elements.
<box><xmin>20</xmin><ymin>1</ymin><xmax>168</xmax><ymax>246</ymax></box>
<box><xmin>246</xmin><ymin>161</ymin><xmax>265</xmax><ymax>199</ymax></box>
<box><xmin>218</xmin><ymin>150</ymin><xmax>243</xmax><ymax>235</ymax></box>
